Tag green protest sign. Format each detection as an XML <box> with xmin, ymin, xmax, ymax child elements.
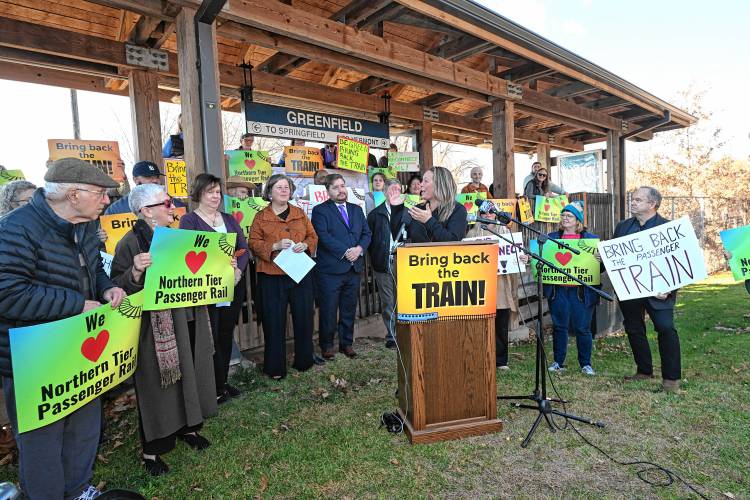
<box><xmin>404</xmin><ymin>194</ymin><xmax>421</xmax><ymax>208</ymax></box>
<box><xmin>9</xmin><ymin>292</ymin><xmax>143</xmax><ymax>433</ymax></box>
<box><xmin>534</xmin><ymin>194</ymin><xmax>570</xmax><ymax>223</ymax></box>
<box><xmin>337</xmin><ymin>136</ymin><xmax>369</xmax><ymax>173</ymax></box>
<box><xmin>720</xmin><ymin>224</ymin><xmax>750</xmax><ymax>282</ymax></box>
<box><xmin>223</xmin><ymin>195</ymin><xmax>269</xmax><ymax>238</ymax></box>
<box><xmin>529</xmin><ymin>238</ymin><xmax>601</xmax><ymax>285</ymax></box>
<box><xmin>0</xmin><ymin>169</ymin><xmax>25</xmax><ymax>185</ymax></box>
<box><xmin>143</xmin><ymin>227</ymin><xmax>236</xmax><ymax>310</ymax></box>
<box><xmin>225</xmin><ymin>150</ymin><xmax>272</xmax><ymax>184</ymax></box>
<box><xmin>456</xmin><ymin>192</ymin><xmax>487</xmax><ymax>223</ymax></box>
<box><xmin>388</xmin><ymin>151</ymin><xmax>419</xmax><ymax>172</ymax></box>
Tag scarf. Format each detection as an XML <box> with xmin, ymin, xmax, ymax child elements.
<box><xmin>133</xmin><ymin>219</ymin><xmax>181</xmax><ymax>388</ymax></box>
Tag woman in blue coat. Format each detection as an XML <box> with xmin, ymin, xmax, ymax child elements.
<box><xmin>523</xmin><ymin>202</ymin><xmax>600</xmax><ymax>375</ymax></box>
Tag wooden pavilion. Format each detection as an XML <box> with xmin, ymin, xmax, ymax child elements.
<box><xmin>0</xmin><ymin>0</ymin><xmax>695</xmax><ymax>222</ymax></box>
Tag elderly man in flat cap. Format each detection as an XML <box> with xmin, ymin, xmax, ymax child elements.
<box><xmin>0</xmin><ymin>158</ymin><xmax>126</xmax><ymax>500</ymax></box>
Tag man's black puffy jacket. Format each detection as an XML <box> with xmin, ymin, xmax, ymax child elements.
<box><xmin>0</xmin><ymin>188</ymin><xmax>115</xmax><ymax>377</ymax></box>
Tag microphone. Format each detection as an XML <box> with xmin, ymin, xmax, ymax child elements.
<box><xmin>475</xmin><ymin>199</ymin><xmax>512</xmax><ymax>224</ymax></box>
<box><xmin>476</xmin><ymin>216</ymin><xmax>504</xmax><ymax>226</ymax></box>
<box><xmin>391</xmin><ymin>211</ymin><xmax>411</xmax><ymax>254</ymax></box>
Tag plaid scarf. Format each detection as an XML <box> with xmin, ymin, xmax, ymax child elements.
<box><xmin>133</xmin><ymin>219</ymin><xmax>181</xmax><ymax>388</ymax></box>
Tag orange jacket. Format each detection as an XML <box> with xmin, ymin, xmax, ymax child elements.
<box><xmin>461</xmin><ymin>183</ymin><xmax>489</xmax><ymax>195</ymax></box>
<box><xmin>248</xmin><ymin>204</ymin><xmax>318</xmax><ymax>276</ymax></box>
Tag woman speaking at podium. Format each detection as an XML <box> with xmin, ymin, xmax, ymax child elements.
<box><xmin>386</xmin><ymin>166</ymin><xmax>467</xmax><ymax>243</ymax></box>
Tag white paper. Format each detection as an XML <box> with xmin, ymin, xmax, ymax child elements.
<box><xmin>100</xmin><ymin>251</ymin><xmax>113</xmax><ymax>277</ymax></box>
<box><xmin>463</xmin><ymin>232</ymin><xmax>526</xmax><ymax>275</ymax></box>
<box><xmin>273</xmin><ymin>246</ymin><xmax>316</xmax><ymax>283</ymax></box>
<box><xmin>598</xmin><ymin>215</ymin><xmax>707</xmax><ymax>300</ymax></box>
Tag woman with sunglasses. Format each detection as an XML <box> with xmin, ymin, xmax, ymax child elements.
<box><xmin>523</xmin><ymin>167</ymin><xmax>556</xmax><ymax>212</ymax></box>
<box><xmin>110</xmin><ymin>184</ymin><xmax>217</xmax><ymax>476</ymax></box>
<box><xmin>180</xmin><ymin>173</ymin><xmax>249</xmax><ymax>404</ymax></box>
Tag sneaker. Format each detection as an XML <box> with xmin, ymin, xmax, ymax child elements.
<box><xmin>548</xmin><ymin>362</ymin><xmax>564</xmax><ymax>372</ymax></box>
<box><xmin>581</xmin><ymin>365</ymin><xmax>596</xmax><ymax>376</ymax></box>
<box><xmin>497</xmin><ymin>365</ymin><xmax>510</xmax><ymax>371</ymax></box>
<box><xmin>75</xmin><ymin>485</ymin><xmax>101</xmax><ymax>500</ymax></box>
<box><xmin>661</xmin><ymin>379</ymin><xmax>681</xmax><ymax>393</ymax></box>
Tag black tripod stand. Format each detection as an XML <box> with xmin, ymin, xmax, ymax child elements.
<box><xmin>480</xmin><ymin>218</ymin><xmax>612</xmax><ymax>448</ymax></box>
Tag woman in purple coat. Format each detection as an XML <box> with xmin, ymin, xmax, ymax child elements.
<box><xmin>179</xmin><ymin>173</ymin><xmax>250</xmax><ymax>404</ymax></box>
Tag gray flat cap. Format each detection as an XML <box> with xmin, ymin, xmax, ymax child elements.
<box><xmin>45</xmin><ymin>157</ymin><xmax>119</xmax><ymax>188</ymax></box>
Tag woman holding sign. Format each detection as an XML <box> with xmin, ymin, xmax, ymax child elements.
<box><xmin>111</xmin><ymin>184</ymin><xmax>217</xmax><ymax>476</ymax></box>
<box><xmin>521</xmin><ymin>203</ymin><xmax>600</xmax><ymax>375</ymax></box>
<box><xmin>180</xmin><ymin>174</ymin><xmax>249</xmax><ymax>403</ymax></box>
<box><xmin>248</xmin><ymin>174</ymin><xmax>318</xmax><ymax>379</ymax></box>
<box><xmin>387</xmin><ymin>166</ymin><xmax>467</xmax><ymax>243</ymax></box>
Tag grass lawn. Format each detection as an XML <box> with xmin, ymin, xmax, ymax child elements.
<box><xmin>3</xmin><ymin>273</ymin><xmax>749</xmax><ymax>498</ymax></box>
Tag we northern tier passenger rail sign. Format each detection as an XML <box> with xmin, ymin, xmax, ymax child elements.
<box><xmin>245</xmin><ymin>102</ymin><xmax>390</xmax><ymax>148</ymax></box>
<box><xmin>396</xmin><ymin>242</ymin><xmax>497</xmax><ymax>322</ymax></box>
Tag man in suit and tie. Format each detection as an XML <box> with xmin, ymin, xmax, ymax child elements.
<box><xmin>614</xmin><ymin>186</ymin><xmax>681</xmax><ymax>393</ymax></box>
<box><xmin>311</xmin><ymin>174</ymin><xmax>372</xmax><ymax>359</ymax></box>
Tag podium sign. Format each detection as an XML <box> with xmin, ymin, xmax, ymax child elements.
<box><xmin>396</xmin><ymin>242</ymin><xmax>497</xmax><ymax>322</ymax></box>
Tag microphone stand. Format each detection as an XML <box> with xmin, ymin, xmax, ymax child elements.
<box><xmin>479</xmin><ymin>219</ymin><xmax>612</xmax><ymax>448</ymax></box>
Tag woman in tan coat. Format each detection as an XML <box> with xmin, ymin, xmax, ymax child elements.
<box><xmin>249</xmin><ymin>174</ymin><xmax>318</xmax><ymax>379</ymax></box>
<box><xmin>111</xmin><ymin>184</ymin><xmax>218</xmax><ymax>476</ymax></box>
<box><xmin>465</xmin><ymin>208</ymin><xmax>519</xmax><ymax>369</ymax></box>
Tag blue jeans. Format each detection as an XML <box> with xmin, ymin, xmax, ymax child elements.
<box><xmin>549</xmin><ymin>287</ymin><xmax>594</xmax><ymax>368</ymax></box>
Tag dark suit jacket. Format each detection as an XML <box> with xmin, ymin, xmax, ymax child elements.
<box><xmin>311</xmin><ymin>200</ymin><xmax>371</xmax><ymax>274</ymax></box>
<box><xmin>613</xmin><ymin>212</ymin><xmax>676</xmax><ymax>310</ymax></box>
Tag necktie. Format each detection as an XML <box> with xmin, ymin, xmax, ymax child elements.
<box><xmin>338</xmin><ymin>204</ymin><xmax>350</xmax><ymax>227</ymax></box>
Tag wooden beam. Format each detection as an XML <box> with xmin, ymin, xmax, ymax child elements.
<box><xmin>394</xmin><ymin>0</ymin><xmax>691</xmax><ymax>126</ymax></box>
<box><xmin>219</xmin><ymin>23</ymin><xmax>489</xmax><ymax>103</ymax></box>
<box><xmin>128</xmin><ymin>69</ymin><xmax>162</xmax><ymax>164</ymax></box>
<box><xmin>417</xmin><ymin>122</ymin><xmax>433</xmax><ymax>171</ymax></box>
<box><xmin>219</xmin><ymin>1</ymin><xmax>510</xmax><ymax>101</ymax></box>
<box><xmin>495</xmin><ymin>62</ymin><xmax>554</xmax><ymax>83</ymax></box>
<box><xmin>175</xmin><ymin>7</ymin><xmax>204</xmax><ymax>179</ymax></box>
<box><xmin>492</xmin><ymin>100</ymin><xmax>515</xmax><ymax>197</ymax></box>
<box><xmin>535</xmin><ymin>143</ymin><xmax>550</xmax><ymax>170</ymax></box>
<box><xmin>128</xmin><ymin>15</ymin><xmax>162</xmax><ymax>45</ymax></box>
<box><xmin>85</xmin><ymin>0</ymin><xmax>168</xmax><ymax>19</ymax></box>
<box><xmin>319</xmin><ymin>66</ymin><xmax>341</xmax><ymax>86</ymax></box>
<box><xmin>606</xmin><ymin>130</ymin><xmax>622</xmax><ymax>222</ymax></box>
<box><xmin>514</xmin><ymin>103</ymin><xmax>608</xmax><ymax>135</ymax></box>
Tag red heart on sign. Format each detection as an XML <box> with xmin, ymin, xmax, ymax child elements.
<box><xmin>464</xmin><ymin>202</ymin><xmax>473</xmax><ymax>211</ymax></box>
<box><xmin>244</xmin><ymin>159</ymin><xmax>256</xmax><ymax>169</ymax></box>
<box><xmin>232</xmin><ymin>211</ymin><xmax>243</xmax><ymax>223</ymax></box>
<box><xmin>544</xmin><ymin>203</ymin><xmax>550</xmax><ymax>211</ymax></box>
<box><xmin>185</xmin><ymin>251</ymin><xmax>208</xmax><ymax>274</ymax></box>
<box><xmin>81</xmin><ymin>330</ymin><xmax>109</xmax><ymax>363</ymax></box>
<box><xmin>555</xmin><ymin>252</ymin><xmax>572</xmax><ymax>266</ymax></box>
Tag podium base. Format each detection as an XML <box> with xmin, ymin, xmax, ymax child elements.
<box><xmin>398</xmin><ymin>409</ymin><xmax>502</xmax><ymax>444</ymax></box>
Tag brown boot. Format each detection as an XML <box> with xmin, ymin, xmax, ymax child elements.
<box><xmin>624</xmin><ymin>372</ymin><xmax>654</xmax><ymax>382</ymax></box>
<box><xmin>662</xmin><ymin>379</ymin><xmax>680</xmax><ymax>393</ymax></box>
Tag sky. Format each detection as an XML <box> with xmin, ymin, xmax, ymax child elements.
<box><xmin>0</xmin><ymin>0</ymin><xmax>747</xmax><ymax>189</ymax></box>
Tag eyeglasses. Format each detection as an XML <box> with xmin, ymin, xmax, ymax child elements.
<box><xmin>143</xmin><ymin>197</ymin><xmax>174</xmax><ymax>209</ymax></box>
<box><xmin>75</xmin><ymin>188</ymin><xmax>108</xmax><ymax>199</ymax></box>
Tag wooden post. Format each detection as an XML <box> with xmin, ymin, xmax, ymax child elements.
<box><xmin>535</xmin><ymin>143</ymin><xmax>551</xmax><ymax>170</ymax></box>
<box><xmin>492</xmin><ymin>100</ymin><xmax>515</xmax><ymax>197</ymax></box>
<box><xmin>417</xmin><ymin>122</ymin><xmax>433</xmax><ymax>172</ymax></box>
<box><xmin>606</xmin><ymin>130</ymin><xmax>622</xmax><ymax>223</ymax></box>
<box><xmin>175</xmin><ymin>7</ymin><xmax>205</xmax><ymax>184</ymax></box>
<box><xmin>128</xmin><ymin>69</ymin><xmax>162</xmax><ymax>165</ymax></box>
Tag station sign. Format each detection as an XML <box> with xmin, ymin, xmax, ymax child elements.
<box><xmin>245</xmin><ymin>102</ymin><xmax>390</xmax><ymax>148</ymax></box>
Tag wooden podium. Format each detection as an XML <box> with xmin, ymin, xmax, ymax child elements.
<box><xmin>395</xmin><ymin>242</ymin><xmax>503</xmax><ymax>444</ymax></box>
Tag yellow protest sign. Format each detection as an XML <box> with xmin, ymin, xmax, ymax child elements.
<box><xmin>488</xmin><ymin>199</ymin><xmax>517</xmax><ymax>216</ymax></box>
<box><xmin>337</xmin><ymin>136</ymin><xmax>369</xmax><ymax>174</ymax></box>
<box><xmin>47</xmin><ymin>139</ymin><xmax>124</xmax><ymax>181</ymax></box>
<box><xmin>164</xmin><ymin>159</ymin><xmax>188</xmax><ymax>198</ymax></box>
<box><xmin>518</xmin><ymin>197</ymin><xmax>534</xmax><ymax>223</ymax></box>
<box><xmin>396</xmin><ymin>242</ymin><xmax>497</xmax><ymax>322</ymax></box>
<box><xmin>284</xmin><ymin>146</ymin><xmax>323</xmax><ymax>177</ymax></box>
<box><xmin>100</xmin><ymin>207</ymin><xmax>186</xmax><ymax>255</ymax></box>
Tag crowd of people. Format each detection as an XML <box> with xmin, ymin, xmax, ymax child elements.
<box><xmin>0</xmin><ymin>136</ymin><xmax>736</xmax><ymax>499</ymax></box>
